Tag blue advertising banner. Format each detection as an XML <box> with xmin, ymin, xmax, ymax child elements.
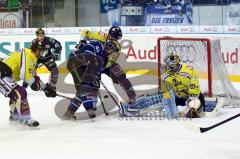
<box><xmin>100</xmin><ymin>0</ymin><xmax>118</xmax><ymax>13</ymax></box>
<box><xmin>145</xmin><ymin>1</ymin><xmax>193</xmax><ymax>26</ymax></box>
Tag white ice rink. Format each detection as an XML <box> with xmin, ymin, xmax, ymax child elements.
<box><xmin>0</xmin><ymin>74</ymin><xmax>239</xmax><ymax>159</ymax></box>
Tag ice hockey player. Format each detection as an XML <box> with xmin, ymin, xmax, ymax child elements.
<box><xmin>78</xmin><ymin>26</ymin><xmax>136</xmax><ymax>104</ymax></box>
<box><xmin>63</xmin><ymin>40</ymin><xmax>121</xmax><ymax>120</ymax></box>
<box><xmin>120</xmin><ymin>53</ymin><xmax>205</xmax><ymax>119</ymax></box>
<box><xmin>0</xmin><ymin>42</ymin><xmax>56</xmax><ymax>127</ymax></box>
<box><xmin>160</xmin><ymin>53</ymin><xmax>206</xmax><ymax>119</ymax></box>
<box><xmin>25</xmin><ymin>28</ymin><xmax>62</xmax><ymax>94</ymax></box>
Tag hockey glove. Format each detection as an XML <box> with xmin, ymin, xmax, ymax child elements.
<box><xmin>30</xmin><ymin>76</ymin><xmax>41</xmax><ymax>91</ymax></box>
<box><xmin>44</xmin><ymin>83</ymin><xmax>56</xmax><ymax>98</ymax></box>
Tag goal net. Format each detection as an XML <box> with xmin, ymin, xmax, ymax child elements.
<box><xmin>157</xmin><ymin>37</ymin><xmax>240</xmax><ymax>107</ymax></box>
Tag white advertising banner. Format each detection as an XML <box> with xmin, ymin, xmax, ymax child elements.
<box><xmin>225</xmin><ymin>4</ymin><xmax>240</xmax><ymax>25</ymax></box>
<box><xmin>0</xmin><ymin>12</ymin><xmax>23</xmax><ymax>29</ymax></box>
<box><xmin>1</xmin><ymin>29</ymin><xmax>240</xmax><ymax>81</ymax></box>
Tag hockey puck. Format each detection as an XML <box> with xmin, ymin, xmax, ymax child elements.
<box><xmin>104</xmin><ymin>95</ymin><xmax>108</xmax><ymax>98</ymax></box>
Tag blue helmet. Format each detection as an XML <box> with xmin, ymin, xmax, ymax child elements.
<box><xmin>108</xmin><ymin>26</ymin><xmax>122</xmax><ymax>40</ymax></box>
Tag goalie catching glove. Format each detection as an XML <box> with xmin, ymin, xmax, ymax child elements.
<box><xmin>43</xmin><ymin>83</ymin><xmax>56</xmax><ymax>97</ymax></box>
<box><xmin>185</xmin><ymin>97</ymin><xmax>203</xmax><ymax>118</ymax></box>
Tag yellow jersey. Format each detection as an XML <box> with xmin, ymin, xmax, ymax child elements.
<box><xmin>161</xmin><ymin>64</ymin><xmax>201</xmax><ymax>99</ymax></box>
<box><xmin>3</xmin><ymin>48</ymin><xmax>38</xmax><ymax>83</ymax></box>
<box><xmin>80</xmin><ymin>30</ymin><xmax>120</xmax><ymax>68</ymax></box>
<box><xmin>81</xmin><ymin>30</ymin><xmax>108</xmax><ymax>42</ymax></box>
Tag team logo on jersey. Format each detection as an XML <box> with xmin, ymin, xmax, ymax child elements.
<box><xmin>95</xmin><ymin>46</ymin><xmax>100</xmax><ymax>53</ymax></box>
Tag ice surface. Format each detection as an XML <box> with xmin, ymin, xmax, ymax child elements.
<box><xmin>0</xmin><ymin>74</ymin><xmax>239</xmax><ymax>159</ymax></box>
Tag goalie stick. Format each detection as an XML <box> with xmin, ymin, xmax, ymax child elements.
<box><xmin>56</xmin><ymin>93</ymin><xmax>73</xmax><ymax>100</ymax></box>
<box><xmin>182</xmin><ymin>113</ymin><xmax>240</xmax><ymax>133</ymax></box>
<box><xmin>199</xmin><ymin>113</ymin><xmax>240</xmax><ymax>133</ymax></box>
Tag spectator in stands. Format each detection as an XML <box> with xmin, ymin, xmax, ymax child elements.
<box><xmin>107</xmin><ymin>0</ymin><xmax>121</xmax><ymax>26</ymax></box>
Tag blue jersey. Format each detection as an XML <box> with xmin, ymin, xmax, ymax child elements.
<box><xmin>72</xmin><ymin>40</ymin><xmax>108</xmax><ymax>67</ymax></box>
<box><xmin>31</xmin><ymin>36</ymin><xmax>62</xmax><ymax>61</ymax></box>
<box><xmin>81</xmin><ymin>40</ymin><xmax>106</xmax><ymax>57</ymax></box>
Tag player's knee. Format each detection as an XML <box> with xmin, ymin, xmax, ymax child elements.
<box><xmin>82</xmin><ymin>97</ymin><xmax>97</xmax><ymax>110</ymax></box>
<box><xmin>126</xmin><ymin>87</ymin><xmax>136</xmax><ymax>101</ymax></box>
<box><xmin>15</xmin><ymin>85</ymin><xmax>27</xmax><ymax>99</ymax></box>
<box><xmin>110</xmin><ymin>64</ymin><xmax>124</xmax><ymax>77</ymax></box>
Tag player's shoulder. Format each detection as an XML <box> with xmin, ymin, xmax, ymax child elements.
<box><xmin>179</xmin><ymin>64</ymin><xmax>197</xmax><ymax>77</ymax></box>
<box><xmin>31</xmin><ymin>38</ymin><xmax>38</xmax><ymax>43</ymax></box>
<box><xmin>161</xmin><ymin>72</ymin><xmax>172</xmax><ymax>82</ymax></box>
<box><xmin>45</xmin><ymin>36</ymin><xmax>56</xmax><ymax>43</ymax></box>
<box><xmin>181</xmin><ymin>64</ymin><xmax>195</xmax><ymax>71</ymax></box>
<box><xmin>91</xmin><ymin>31</ymin><xmax>108</xmax><ymax>42</ymax></box>
<box><xmin>24</xmin><ymin>48</ymin><xmax>35</xmax><ymax>56</ymax></box>
<box><xmin>89</xmin><ymin>40</ymin><xmax>104</xmax><ymax>48</ymax></box>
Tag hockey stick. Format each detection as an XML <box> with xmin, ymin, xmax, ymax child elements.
<box><xmin>199</xmin><ymin>113</ymin><xmax>240</xmax><ymax>133</ymax></box>
<box><xmin>56</xmin><ymin>93</ymin><xmax>73</xmax><ymax>100</ymax></box>
<box><xmin>100</xmin><ymin>80</ymin><xmax>121</xmax><ymax>108</ymax></box>
<box><xmin>98</xmin><ymin>91</ymin><xmax>109</xmax><ymax>116</ymax></box>
<box><xmin>181</xmin><ymin>113</ymin><xmax>240</xmax><ymax>133</ymax></box>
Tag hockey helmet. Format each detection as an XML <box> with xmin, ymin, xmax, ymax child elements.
<box><xmin>164</xmin><ymin>53</ymin><xmax>180</xmax><ymax>70</ymax></box>
<box><xmin>105</xmin><ymin>40</ymin><xmax>121</xmax><ymax>53</ymax></box>
<box><xmin>36</xmin><ymin>28</ymin><xmax>45</xmax><ymax>35</ymax></box>
<box><xmin>108</xmin><ymin>26</ymin><xmax>122</xmax><ymax>40</ymax></box>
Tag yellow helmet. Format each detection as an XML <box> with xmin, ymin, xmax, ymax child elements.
<box><xmin>35</xmin><ymin>28</ymin><xmax>45</xmax><ymax>35</ymax></box>
<box><xmin>164</xmin><ymin>53</ymin><xmax>180</xmax><ymax>70</ymax></box>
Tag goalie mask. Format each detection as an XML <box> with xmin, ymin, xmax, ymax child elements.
<box><xmin>164</xmin><ymin>53</ymin><xmax>180</xmax><ymax>71</ymax></box>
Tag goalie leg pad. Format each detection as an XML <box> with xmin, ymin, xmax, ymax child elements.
<box><xmin>119</xmin><ymin>93</ymin><xmax>163</xmax><ymax>117</ymax></box>
<box><xmin>162</xmin><ymin>90</ymin><xmax>178</xmax><ymax>119</ymax></box>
